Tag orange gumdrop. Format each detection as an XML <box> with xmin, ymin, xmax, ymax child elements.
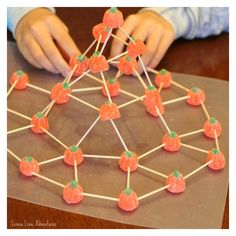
<box><xmin>101</xmin><ymin>78</ymin><xmax>120</xmax><ymax>97</ymax></box>
<box><xmin>89</xmin><ymin>51</ymin><xmax>109</xmax><ymax>73</ymax></box>
<box><xmin>154</xmin><ymin>69</ymin><xmax>172</xmax><ymax>88</ymax></box>
<box><xmin>99</xmin><ymin>102</ymin><xmax>120</xmax><ymax>121</ymax></box>
<box><xmin>127</xmin><ymin>39</ymin><xmax>145</xmax><ymax>58</ymax></box>
<box><xmin>64</xmin><ymin>145</ymin><xmax>84</xmax><ymax>166</ymax></box>
<box><xmin>69</xmin><ymin>54</ymin><xmax>89</xmax><ymax>77</ymax></box>
<box><xmin>162</xmin><ymin>131</ymin><xmax>180</xmax><ymax>152</ymax></box>
<box><xmin>118</xmin><ymin>55</ymin><xmax>137</xmax><ymax>75</ymax></box>
<box><xmin>118</xmin><ymin>188</ymin><xmax>139</xmax><ymax>211</ymax></box>
<box><xmin>103</xmin><ymin>7</ymin><xmax>124</xmax><ymax>28</ymax></box>
<box><xmin>143</xmin><ymin>85</ymin><xmax>161</xmax><ymax>107</ymax></box>
<box><xmin>207</xmin><ymin>148</ymin><xmax>225</xmax><ymax>170</ymax></box>
<box><xmin>63</xmin><ymin>180</ymin><xmax>83</xmax><ymax>204</ymax></box>
<box><xmin>9</xmin><ymin>70</ymin><xmax>29</xmax><ymax>90</ymax></box>
<box><xmin>31</xmin><ymin>112</ymin><xmax>49</xmax><ymax>134</ymax></box>
<box><xmin>50</xmin><ymin>83</ymin><xmax>72</xmax><ymax>104</ymax></box>
<box><xmin>19</xmin><ymin>156</ymin><xmax>39</xmax><ymax>176</ymax></box>
<box><xmin>203</xmin><ymin>117</ymin><xmax>222</xmax><ymax>138</ymax></box>
<box><xmin>119</xmin><ymin>150</ymin><xmax>138</xmax><ymax>172</ymax></box>
<box><xmin>187</xmin><ymin>87</ymin><xmax>206</xmax><ymax>106</ymax></box>
<box><xmin>92</xmin><ymin>23</ymin><xmax>110</xmax><ymax>43</ymax></box>
<box><xmin>166</xmin><ymin>170</ymin><xmax>185</xmax><ymax>193</ymax></box>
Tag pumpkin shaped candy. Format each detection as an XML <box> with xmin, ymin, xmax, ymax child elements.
<box><xmin>119</xmin><ymin>150</ymin><xmax>138</xmax><ymax>172</ymax></box>
<box><xmin>63</xmin><ymin>180</ymin><xmax>84</xmax><ymax>204</ymax></box>
<box><xmin>166</xmin><ymin>170</ymin><xmax>185</xmax><ymax>193</ymax></box>
<box><xmin>154</xmin><ymin>69</ymin><xmax>173</xmax><ymax>88</ymax></box>
<box><xmin>69</xmin><ymin>54</ymin><xmax>89</xmax><ymax>77</ymax></box>
<box><xmin>10</xmin><ymin>69</ymin><xmax>29</xmax><ymax>90</ymax></box>
<box><xmin>19</xmin><ymin>156</ymin><xmax>39</xmax><ymax>176</ymax></box>
<box><xmin>203</xmin><ymin>117</ymin><xmax>222</xmax><ymax>138</ymax></box>
<box><xmin>118</xmin><ymin>188</ymin><xmax>139</xmax><ymax>211</ymax></box>
<box><xmin>31</xmin><ymin>112</ymin><xmax>49</xmax><ymax>134</ymax></box>
<box><xmin>162</xmin><ymin>131</ymin><xmax>180</xmax><ymax>152</ymax></box>
<box><xmin>50</xmin><ymin>82</ymin><xmax>72</xmax><ymax>104</ymax></box>
<box><xmin>92</xmin><ymin>23</ymin><xmax>110</xmax><ymax>43</ymax></box>
<box><xmin>89</xmin><ymin>51</ymin><xmax>109</xmax><ymax>73</ymax></box>
<box><xmin>103</xmin><ymin>7</ymin><xmax>124</xmax><ymax>28</ymax></box>
<box><xmin>99</xmin><ymin>102</ymin><xmax>120</xmax><ymax>121</ymax></box>
<box><xmin>64</xmin><ymin>145</ymin><xmax>84</xmax><ymax>166</ymax></box>
<box><xmin>101</xmin><ymin>78</ymin><xmax>120</xmax><ymax>97</ymax></box>
<box><xmin>118</xmin><ymin>55</ymin><xmax>137</xmax><ymax>75</ymax></box>
<box><xmin>207</xmin><ymin>148</ymin><xmax>225</xmax><ymax>170</ymax></box>
<box><xmin>187</xmin><ymin>86</ymin><xmax>206</xmax><ymax>106</ymax></box>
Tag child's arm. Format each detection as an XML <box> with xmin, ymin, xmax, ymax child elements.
<box><xmin>110</xmin><ymin>7</ymin><xmax>229</xmax><ymax>72</ymax></box>
<box><xmin>8</xmin><ymin>7</ymin><xmax>80</xmax><ymax>76</ymax></box>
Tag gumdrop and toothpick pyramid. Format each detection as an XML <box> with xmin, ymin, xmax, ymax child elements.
<box><xmin>7</xmin><ymin>7</ymin><xmax>225</xmax><ymax>212</ymax></box>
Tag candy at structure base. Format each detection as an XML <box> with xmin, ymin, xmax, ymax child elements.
<box><xmin>99</xmin><ymin>102</ymin><xmax>121</xmax><ymax>121</ymax></box>
<box><xmin>31</xmin><ymin>112</ymin><xmax>49</xmax><ymax>134</ymax></box>
<box><xmin>203</xmin><ymin>117</ymin><xmax>222</xmax><ymax>138</ymax></box>
<box><xmin>64</xmin><ymin>145</ymin><xmax>84</xmax><ymax>166</ymax></box>
<box><xmin>127</xmin><ymin>39</ymin><xmax>146</xmax><ymax>58</ymax></box>
<box><xmin>119</xmin><ymin>150</ymin><xmax>138</xmax><ymax>172</ymax></box>
<box><xmin>146</xmin><ymin>102</ymin><xmax>165</xmax><ymax>117</ymax></box>
<box><xmin>143</xmin><ymin>85</ymin><xmax>161</xmax><ymax>107</ymax></box>
<box><xmin>162</xmin><ymin>131</ymin><xmax>181</xmax><ymax>152</ymax></box>
<box><xmin>50</xmin><ymin>82</ymin><xmax>72</xmax><ymax>104</ymax></box>
<box><xmin>102</xmin><ymin>78</ymin><xmax>120</xmax><ymax>97</ymax></box>
<box><xmin>154</xmin><ymin>69</ymin><xmax>173</xmax><ymax>88</ymax></box>
<box><xmin>89</xmin><ymin>51</ymin><xmax>109</xmax><ymax>73</ymax></box>
<box><xmin>103</xmin><ymin>7</ymin><xmax>123</xmax><ymax>28</ymax></box>
<box><xmin>187</xmin><ymin>87</ymin><xmax>206</xmax><ymax>106</ymax></box>
<box><xmin>63</xmin><ymin>180</ymin><xmax>84</xmax><ymax>204</ymax></box>
<box><xmin>207</xmin><ymin>148</ymin><xmax>225</xmax><ymax>170</ymax></box>
<box><xmin>19</xmin><ymin>156</ymin><xmax>39</xmax><ymax>176</ymax></box>
<box><xmin>118</xmin><ymin>188</ymin><xmax>139</xmax><ymax>211</ymax></box>
<box><xmin>69</xmin><ymin>54</ymin><xmax>89</xmax><ymax>77</ymax></box>
<box><xmin>118</xmin><ymin>55</ymin><xmax>137</xmax><ymax>75</ymax></box>
<box><xmin>92</xmin><ymin>23</ymin><xmax>110</xmax><ymax>43</ymax></box>
<box><xmin>166</xmin><ymin>170</ymin><xmax>185</xmax><ymax>193</ymax></box>
<box><xmin>10</xmin><ymin>70</ymin><xmax>29</xmax><ymax>90</ymax></box>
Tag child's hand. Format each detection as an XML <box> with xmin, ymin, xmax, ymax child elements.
<box><xmin>15</xmin><ymin>8</ymin><xmax>80</xmax><ymax>77</ymax></box>
<box><xmin>110</xmin><ymin>11</ymin><xmax>175</xmax><ymax>73</ymax></box>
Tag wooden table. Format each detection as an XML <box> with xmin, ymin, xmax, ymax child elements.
<box><xmin>7</xmin><ymin>7</ymin><xmax>229</xmax><ymax>229</ymax></box>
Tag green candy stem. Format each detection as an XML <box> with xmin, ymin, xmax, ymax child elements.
<box><xmin>110</xmin><ymin>7</ymin><xmax>117</xmax><ymax>13</ymax></box>
<box><xmin>70</xmin><ymin>180</ymin><xmax>78</xmax><ymax>188</ymax></box>
<box><xmin>76</xmin><ymin>54</ymin><xmax>85</xmax><ymax>62</ymax></box>
<box><xmin>160</xmin><ymin>69</ymin><xmax>167</xmax><ymax>75</ymax></box>
<box><xmin>209</xmin><ymin>117</ymin><xmax>217</xmax><ymax>124</ymax></box>
<box><xmin>168</xmin><ymin>131</ymin><xmax>177</xmax><ymax>138</ymax></box>
<box><xmin>70</xmin><ymin>145</ymin><xmax>78</xmax><ymax>152</ymax></box>
<box><xmin>93</xmin><ymin>51</ymin><xmax>100</xmax><ymax>57</ymax></box>
<box><xmin>212</xmin><ymin>148</ymin><xmax>220</xmax><ymax>155</ymax></box>
<box><xmin>108</xmin><ymin>78</ymin><xmax>116</xmax><ymax>84</ymax></box>
<box><xmin>24</xmin><ymin>156</ymin><xmax>33</xmax><ymax>163</ymax></box>
<box><xmin>16</xmin><ymin>70</ymin><xmax>24</xmax><ymax>77</ymax></box>
<box><xmin>191</xmin><ymin>86</ymin><xmax>200</xmax><ymax>93</ymax></box>
<box><xmin>63</xmin><ymin>82</ymin><xmax>70</xmax><ymax>90</ymax></box>
<box><xmin>123</xmin><ymin>188</ymin><xmax>133</xmax><ymax>195</ymax></box>
<box><xmin>125</xmin><ymin>150</ymin><xmax>133</xmax><ymax>158</ymax></box>
<box><xmin>36</xmin><ymin>112</ymin><xmax>44</xmax><ymax>119</ymax></box>
<box><xmin>148</xmin><ymin>85</ymin><xmax>156</xmax><ymax>91</ymax></box>
<box><xmin>125</xmin><ymin>55</ymin><xmax>131</xmax><ymax>62</ymax></box>
<box><xmin>173</xmin><ymin>170</ymin><xmax>180</xmax><ymax>177</ymax></box>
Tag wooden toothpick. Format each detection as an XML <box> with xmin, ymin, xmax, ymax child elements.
<box><xmin>100</xmin><ymin>28</ymin><xmax>112</xmax><ymax>55</ymax></box>
<box><xmin>111</xmin><ymin>33</ymin><xmax>128</xmax><ymax>45</ymax></box>
<box><xmin>107</xmin><ymin>51</ymin><xmax>128</xmax><ymax>63</ymax></box>
<box><xmin>214</xmin><ymin>130</ymin><xmax>220</xmax><ymax>150</ymax></box>
<box><xmin>200</xmin><ymin>102</ymin><xmax>211</xmax><ymax>120</ymax></box>
<box><xmin>82</xmin><ymin>39</ymin><xmax>97</xmax><ymax>57</ymax></box>
<box><xmin>31</xmin><ymin>172</ymin><xmax>65</xmax><ymax>188</ymax></box>
<box><xmin>138</xmin><ymin>143</ymin><xmax>166</xmax><ymax>160</ymax></box>
<box><xmin>7</xmin><ymin>79</ymin><xmax>19</xmax><ymax>97</ymax></box>
<box><xmin>65</xmin><ymin>64</ymin><xmax>78</xmax><ymax>84</ymax></box>
<box><xmin>69</xmin><ymin>69</ymin><xmax>90</xmax><ymax>87</ymax></box>
<box><xmin>7</xmin><ymin>124</ymin><xmax>33</xmax><ymax>135</ymax></box>
<box><xmin>118</xmin><ymin>95</ymin><xmax>145</xmax><ymax>109</ymax></box>
<box><xmin>133</xmin><ymin>68</ymin><xmax>148</xmax><ymax>90</ymax></box>
<box><xmin>26</xmin><ymin>83</ymin><xmax>51</xmax><ymax>94</ymax></box>
<box><xmin>180</xmin><ymin>142</ymin><xmax>209</xmax><ymax>154</ymax></box>
<box><xmin>38</xmin><ymin>155</ymin><xmax>64</xmax><ymax>166</ymax></box>
<box><xmin>74</xmin><ymin>160</ymin><xmax>78</xmax><ymax>182</ymax></box>
<box><xmin>7</xmin><ymin>108</ymin><xmax>31</xmax><ymax>121</ymax></box>
<box><xmin>138</xmin><ymin>184</ymin><xmax>170</xmax><ymax>201</ymax></box>
<box><xmin>138</xmin><ymin>164</ymin><xmax>168</xmax><ymax>178</ymax></box>
<box><xmin>179</xmin><ymin>129</ymin><xmax>204</xmax><ymax>138</ymax></box>
<box><xmin>119</xmin><ymin>89</ymin><xmax>140</xmax><ymax>99</ymax></box>
<box><xmin>127</xmin><ymin>167</ymin><xmax>131</xmax><ymax>189</ymax></box>
<box><xmin>95</xmin><ymin>34</ymin><xmax>102</xmax><ymax>52</ymax></box>
<box><xmin>162</xmin><ymin>96</ymin><xmax>190</xmax><ymax>105</ymax></box>
<box><xmin>171</xmin><ymin>80</ymin><xmax>189</xmax><ymax>92</ymax></box>
<box><xmin>100</xmin><ymin>71</ymin><xmax>112</xmax><ymax>103</ymax></box>
<box><xmin>7</xmin><ymin>148</ymin><xmax>21</xmax><ymax>162</ymax></box>
<box><xmin>82</xmin><ymin>192</ymin><xmax>118</xmax><ymax>202</ymax></box>
<box><xmin>44</xmin><ymin>99</ymin><xmax>55</xmax><ymax>117</ymax></box>
<box><xmin>83</xmin><ymin>154</ymin><xmax>120</xmax><ymax>159</ymax></box>
<box><xmin>147</xmin><ymin>67</ymin><xmax>159</xmax><ymax>75</ymax></box>
<box><xmin>72</xmin><ymin>87</ymin><xmax>102</xmax><ymax>93</ymax></box>
<box><xmin>184</xmin><ymin>160</ymin><xmax>213</xmax><ymax>180</ymax></box>
<box><xmin>41</xmin><ymin>127</ymin><xmax>68</xmax><ymax>149</ymax></box>
<box><xmin>110</xmin><ymin>119</ymin><xmax>128</xmax><ymax>151</ymax></box>
<box><xmin>138</xmin><ymin>55</ymin><xmax>153</xmax><ymax>86</ymax></box>
<box><xmin>76</xmin><ymin>115</ymin><xmax>101</xmax><ymax>147</ymax></box>
<box><xmin>155</xmin><ymin>106</ymin><xmax>171</xmax><ymax>133</ymax></box>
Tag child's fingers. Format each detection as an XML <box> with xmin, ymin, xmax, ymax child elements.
<box><xmin>148</xmin><ymin>34</ymin><xmax>174</xmax><ymax>69</ymax></box>
<box><xmin>49</xmin><ymin>20</ymin><xmax>81</xmax><ymax>58</ymax></box>
<box><xmin>110</xmin><ymin>14</ymin><xmax>139</xmax><ymax>58</ymax></box>
<box><xmin>32</xmin><ymin>28</ymin><xmax>71</xmax><ymax>76</ymax></box>
<box><xmin>137</xmin><ymin>31</ymin><xmax>161</xmax><ymax>73</ymax></box>
<box><xmin>25</xmin><ymin>35</ymin><xmax>59</xmax><ymax>74</ymax></box>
